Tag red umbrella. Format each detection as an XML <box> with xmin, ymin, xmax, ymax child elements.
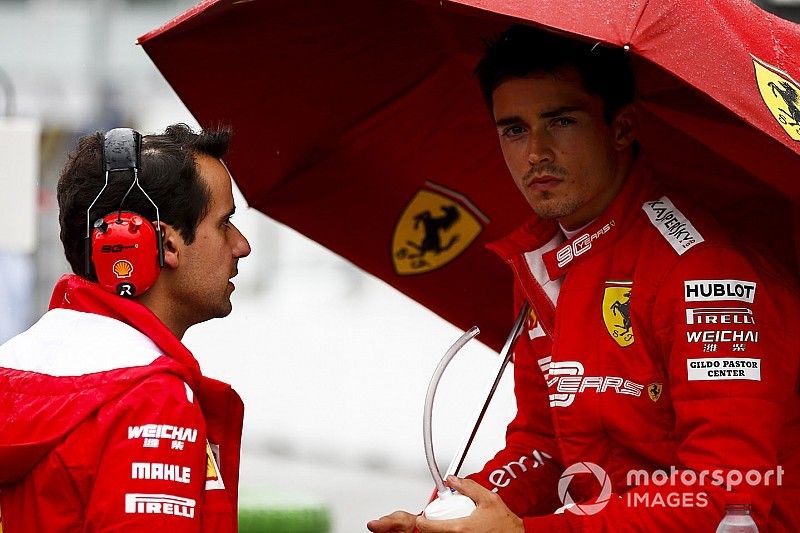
<box><xmin>139</xmin><ymin>0</ymin><xmax>800</xmax><ymax>352</ymax></box>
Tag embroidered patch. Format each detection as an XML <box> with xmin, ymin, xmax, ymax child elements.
<box><xmin>602</xmin><ymin>281</ymin><xmax>634</xmax><ymax>347</ymax></box>
<box><xmin>647</xmin><ymin>383</ymin><xmax>663</xmax><ymax>402</ymax></box>
<box><xmin>205</xmin><ymin>442</ymin><xmax>225</xmax><ymax>490</ymax></box>
<box><xmin>642</xmin><ymin>197</ymin><xmax>704</xmax><ymax>255</ymax></box>
<box><xmin>686</xmin><ymin>357</ymin><xmax>761</xmax><ymax>381</ymax></box>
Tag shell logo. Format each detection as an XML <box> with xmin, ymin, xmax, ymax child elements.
<box><xmin>112</xmin><ymin>260</ymin><xmax>134</xmax><ymax>279</ymax></box>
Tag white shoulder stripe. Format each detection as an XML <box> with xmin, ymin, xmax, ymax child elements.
<box><xmin>0</xmin><ymin>308</ymin><xmax>163</xmax><ymax>376</ymax></box>
<box><xmin>642</xmin><ymin>196</ymin><xmax>704</xmax><ymax>255</ymax></box>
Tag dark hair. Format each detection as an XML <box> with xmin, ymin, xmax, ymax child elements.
<box><xmin>475</xmin><ymin>25</ymin><xmax>635</xmax><ymax>121</ymax></box>
<box><xmin>57</xmin><ymin>123</ymin><xmax>231</xmax><ymax>279</ymax></box>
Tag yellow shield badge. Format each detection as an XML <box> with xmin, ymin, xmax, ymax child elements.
<box><xmin>392</xmin><ymin>186</ymin><xmax>484</xmax><ymax>275</ymax></box>
<box><xmin>602</xmin><ymin>281</ymin><xmax>634</xmax><ymax>347</ymax></box>
<box><xmin>753</xmin><ymin>56</ymin><xmax>800</xmax><ymax>141</ymax></box>
<box><xmin>648</xmin><ymin>383</ymin><xmax>663</xmax><ymax>403</ymax></box>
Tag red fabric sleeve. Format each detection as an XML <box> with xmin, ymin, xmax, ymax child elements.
<box><xmin>69</xmin><ymin>373</ymin><xmax>209</xmax><ymax>531</ymax></box>
<box><xmin>522</xmin><ymin>245</ymin><xmax>800</xmax><ymax>531</ymax></box>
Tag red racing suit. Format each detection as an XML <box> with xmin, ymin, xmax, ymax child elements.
<box><xmin>0</xmin><ymin>275</ymin><xmax>243</xmax><ymax>532</ymax></box>
<box><xmin>469</xmin><ymin>161</ymin><xmax>800</xmax><ymax>531</ymax></box>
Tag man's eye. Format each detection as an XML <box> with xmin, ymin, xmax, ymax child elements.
<box><xmin>501</xmin><ymin>125</ymin><xmax>527</xmax><ymax>138</ymax></box>
<box><xmin>551</xmin><ymin>117</ymin><xmax>576</xmax><ymax>127</ymax></box>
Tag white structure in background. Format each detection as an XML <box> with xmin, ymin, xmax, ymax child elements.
<box><xmin>0</xmin><ymin>117</ymin><xmax>40</xmax><ymax>342</ymax></box>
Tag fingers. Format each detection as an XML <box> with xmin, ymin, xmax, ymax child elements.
<box><xmin>367</xmin><ymin>510</ymin><xmax>417</xmax><ymax>533</ymax></box>
<box><xmin>444</xmin><ymin>476</ymin><xmax>496</xmax><ymax>506</ymax></box>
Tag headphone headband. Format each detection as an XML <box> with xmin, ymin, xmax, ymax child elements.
<box><xmin>103</xmin><ymin>128</ymin><xmax>141</xmax><ymax>172</ymax></box>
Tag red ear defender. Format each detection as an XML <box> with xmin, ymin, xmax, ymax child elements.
<box><xmin>85</xmin><ymin>128</ymin><xmax>164</xmax><ymax>298</ymax></box>
<box><xmin>91</xmin><ymin>212</ymin><xmax>160</xmax><ymax>297</ymax></box>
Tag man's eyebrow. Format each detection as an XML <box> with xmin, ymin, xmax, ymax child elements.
<box><xmin>539</xmin><ymin>105</ymin><xmax>583</xmax><ymax>118</ymax></box>
<box><xmin>495</xmin><ymin>115</ymin><xmax>525</xmax><ymax>127</ymax></box>
<box><xmin>495</xmin><ymin>105</ymin><xmax>585</xmax><ymax>127</ymax></box>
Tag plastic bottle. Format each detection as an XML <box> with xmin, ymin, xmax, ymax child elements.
<box><xmin>715</xmin><ymin>493</ymin><xmax>758</xmax><ymax>533</ymax></box>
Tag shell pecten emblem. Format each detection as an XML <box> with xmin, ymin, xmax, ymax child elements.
<box><xmin>392</xmin><ymin>185</ymin><xmax>485</xmax><ymax>275</ymax></box>
<box><xmin>753</xmin><ymin>55</ymin><xmax>800</xmax><ymax>141</ymax></box>
<box><xmin>112</xmin><ymin>259</ymin><xmax>134</xmax><ymax>279</ymax></box>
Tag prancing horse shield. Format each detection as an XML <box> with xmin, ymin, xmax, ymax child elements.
<box><xmin>392</xmin><ymin>186</ymin><xmax>484</xmax><ymax>275</ymax></box>
<box><xmin>602</xmin><ymin>281</ymin><xmax>635</xmax><ymax>348</ymax></box>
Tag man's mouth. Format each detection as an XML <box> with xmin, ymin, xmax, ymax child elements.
<box><xmin>526</xmin><ymin>175</ymin><xmax>563</xmax><ymax>191</ymax></box>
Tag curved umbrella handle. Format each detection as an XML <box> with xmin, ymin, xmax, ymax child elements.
<box><xmin>423</xmin><ymin>326</ymin><xmax>480</xmax><ymax>494</ymax></box>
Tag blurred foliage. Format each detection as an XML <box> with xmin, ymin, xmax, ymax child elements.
<box><xmin>238</xmin><ymin>506</ymin><xmax>331</xmax><ymax>533</ymax></box>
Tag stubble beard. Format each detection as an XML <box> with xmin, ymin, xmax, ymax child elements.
<box><xmin>528</xmin><ymin>191</ymin><xmax>583</xmax><ymax>221</ymax></box>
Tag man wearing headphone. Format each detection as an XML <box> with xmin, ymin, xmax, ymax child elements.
<box><xmin>0</xmin><ymin>124</ymin><xmax>251</xmax><ymax>531</ymax></box>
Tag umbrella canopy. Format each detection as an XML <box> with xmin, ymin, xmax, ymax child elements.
<box><xmin>140</xmin><ymin>0</ymin><xmax>800</xmax><ymax>352</ymax></box>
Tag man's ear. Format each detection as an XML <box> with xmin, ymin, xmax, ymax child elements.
<box><xmin>158</xmin><ymin>223</ymin><xmax>181</xmax><ymax>269</ymax></box>
<box><xmin>612</xmin><ymin>103</ymin><xmax>638</xmax><ymax>151</ymax></box>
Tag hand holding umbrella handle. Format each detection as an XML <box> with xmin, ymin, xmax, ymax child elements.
<box><xmin>422</xmin><ymin>326</ymin><xmax>480</xmax><ymax>519</ymax></box>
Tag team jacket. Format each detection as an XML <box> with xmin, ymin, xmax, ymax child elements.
<box><xmin>0</xmin><ymin>275</ymin><xmax>244</xmax><ymax>532</ymax></box>
<box><xmin>469</xmin><ymin>161</ymin><xmax>800</xmax><ymax>531</ymax></box>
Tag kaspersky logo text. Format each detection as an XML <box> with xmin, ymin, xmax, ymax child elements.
<box><xmin>539</xmin><ymin>358</ymin><xmax>644</xmax><ymax>407</ymax></box>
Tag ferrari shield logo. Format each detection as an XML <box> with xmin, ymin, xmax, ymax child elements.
<box><xmin>602</xmin><ymin>281</ymin><xmax>634</xmax><ymax>347</ymax></box>
<box><xmin>205</xmin><ymin>442</ymin><xmax>224</xmax><ymax>490</ymax></box>
<box><xmin>753</xmin><ymin>56</ymin><xmax>800</xmax><ymax>141</ymax></box>
<box><xmin>392</xmin><ymin>187</ymin><xmax>483</xmax><ymax>275</ymax></box>
<box><xmin>648</xmin><ymin>383</ymin><xmax>663</xmax><ymax>402</ymax></box>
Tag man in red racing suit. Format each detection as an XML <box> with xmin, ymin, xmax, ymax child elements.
<box><xmin>368</xmin><ymin>25</ymin><xmax>800</xmax><ymax>533</ymax></box>
<box><xmin>470</xmin><ymin>160</ymin><xmax>800</xmax><ymax>531</ymax></box>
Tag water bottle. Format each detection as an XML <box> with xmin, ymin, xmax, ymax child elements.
<box><xmin>715</xmin><ymin>493</ymin><xmax>758</xmax><ymax>533</ymax></box>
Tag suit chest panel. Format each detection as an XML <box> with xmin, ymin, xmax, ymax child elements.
<box><xmin>542</xmin><ymin>255</ymin><xmax>674</xmax><ymax>446</ymax></box>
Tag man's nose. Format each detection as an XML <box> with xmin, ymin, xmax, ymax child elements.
<box><xmin>527</xmin><ymin>134</ymin><xmax>554</xmax><ymax>165</ymax></box>
<box><xmin>231</xmin><ymin>224</ymin><xmax>251</xmax><ymax>258</ymax></box>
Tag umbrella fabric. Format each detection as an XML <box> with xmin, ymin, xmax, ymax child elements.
<box><xmin>139</xmin><ymin>0</ymin><xmax>800</xmax><ymax>352</ymax></box>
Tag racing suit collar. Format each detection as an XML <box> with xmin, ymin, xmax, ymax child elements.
<box><xmin>489</xmin><ymin>158</ymin><xmax>658</xmax><ymax>281</ymax></box>
<box><xmin>542</xmin><ymin>162</ymin><xmax>656</xmax><ymax>279</ymax></box>
<box><xmin>48</xmin><ymin>274</ymin><xmax>202</xmax><ymax>380</ymax></box>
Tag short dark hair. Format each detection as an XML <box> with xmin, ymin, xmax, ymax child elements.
<box><xmin>57</xmin><ymin>123</ymin><xmax>231</xmax><ymax>279</ymax></box>
<box><xmin>475</xmin><ymin>25</ymin><xmax>635</xmax><ymax>120</ymax></box>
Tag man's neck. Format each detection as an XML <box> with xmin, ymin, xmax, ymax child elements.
<box><xmin>137</xmin><ymin>291</ymin><xmax>189</xmax><ymax>340</ymax></box>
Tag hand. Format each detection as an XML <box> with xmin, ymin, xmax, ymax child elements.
<box><xmin>367</xmin><ymin>510</ymin><xmax>417</xmax><ymax>533</ymax></box>
<box><xmin>415</xmin><ymin>476</ymin><xmax>524</xmax><ymax>533</ymax></box>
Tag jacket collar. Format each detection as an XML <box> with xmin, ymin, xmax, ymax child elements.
<box><xmin>48</xmin><ymin>274</ymin><xmax>202</xmax><ymax>382</ymax></box>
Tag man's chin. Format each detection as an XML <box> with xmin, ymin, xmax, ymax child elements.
<box><xmin>218</xmin><ymin>301</ymin><xmax>234</xmax><ymax>318</ymax></box>
<box><xmin>529</xmin><ymin>197</ymin><xmax>581</xmax><ymax>221</ymax></box>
